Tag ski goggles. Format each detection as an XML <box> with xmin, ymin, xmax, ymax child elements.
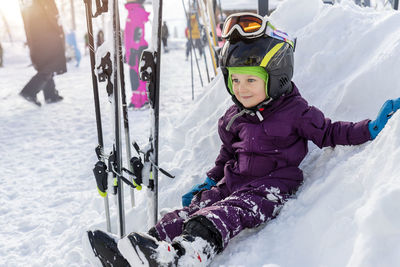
<box><xmin>222</xmin><ymin>13</ymin><xmax>266</xmax><ymax>39</ymax></box>
<box><xmin>221</xmin><ymin>13</ymin><xmax>296</xmax><ymax>48</ymax></box>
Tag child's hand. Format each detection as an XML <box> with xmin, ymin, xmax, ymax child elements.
<box><xmin>368</xmin><ymin>98</ymin><xmax>400</xmax><ymax>139</ymax></box>
<box><xmin>182</xmin><ymin>177</ymin><xmax>217</xmax><ymax>207</ymax></box>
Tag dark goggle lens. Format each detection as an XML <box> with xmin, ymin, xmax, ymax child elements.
<box><xmin>238</xmin><ymin>16</ymin><xmax>263</xmax><ymax>33</ymax></box>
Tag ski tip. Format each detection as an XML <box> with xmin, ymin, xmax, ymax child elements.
<box><xmin>87</xmin><ymin>229</ymin><xmax>130</xmax><ymax>267</ymax></box>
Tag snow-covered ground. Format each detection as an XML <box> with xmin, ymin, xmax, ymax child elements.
<box><xmin>1</xmin><ymin>0</ymin><xmax>400</xmax><ymax>266</ymax></box>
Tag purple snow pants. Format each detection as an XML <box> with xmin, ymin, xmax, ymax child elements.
<box><xmin>154</xmin><ymin>178</ymin><xmax>295</xmax><ymax>248</ymax></box>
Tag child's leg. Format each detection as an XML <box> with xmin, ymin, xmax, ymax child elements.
<box><xmin>119</xmin><ymin>215</ymin><xmax>222</xmax><ymax>267</ymax></box>
<box><xmin>191</xmin><ymin>181</ymin><xmax>291</xmax><ymax>249</ymax></box>
<box><xmin>152</xmin><ymin>182</ymin><xmax>229</xmax><ymax>242</ymax></box>
<box><xmin>117</xmin><ymin>181</ymin><xmax>289</xmax><ymax>266</ymax></box>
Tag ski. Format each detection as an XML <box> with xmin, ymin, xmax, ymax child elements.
<box><xmin>205</xmin><ymin>0</ymin><xmax>218</xmax><ymax>54</ymax></box>
<box><xmin>83</xmin><ymin>0</ymin><xmax>111</xmax><ymax>233</ymax></box>
<box><xmin>196</xmin><ymin>0</ymin><xmax>218</xmax><ymax>75</ymax></box>
<box><xmin>84</xmin><ymin>0</ymin><xmax>174</xmax><ymax>243</ymax></box>
<box><xmin>139</xmin><ymin>0</ymin><xmax>165</xmax><ymax>226</ymax></box>
<box><xmin>110</xmin><ymin>0</ymin><xmax>126</xmax><ymax>238</ymax></box>
<box><xmin>87</xmin><ymin>230</ymin><xmax>130</xmax><ymax>267</ymax></box>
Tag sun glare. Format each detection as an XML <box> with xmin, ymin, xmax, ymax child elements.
<box><xmin>0</xmin><ymin>0</ymin><xmax>22</xmax><ymax>25</ymax></box>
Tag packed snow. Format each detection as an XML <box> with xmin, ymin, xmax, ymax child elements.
<box><xmin>1</xmin><ymin>0</ymin><xmax>400</xmax><ymax>266</ymax></box>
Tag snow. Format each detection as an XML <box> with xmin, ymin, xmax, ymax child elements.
<box><xmin>219</xmin><ymin>0</ymin><xmax>283</xmax><ymax>11</ymax></box>
<box><xmin>1</xmin><ymin>0</ymin><xmax>400</xmax><ymax>266</ymax></box>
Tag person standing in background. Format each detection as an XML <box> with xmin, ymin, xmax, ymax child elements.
<box><xmin>355</xmin><ymin>0</ymin><xmax>370</xmax><ymax>6</ymax></box>
<box><xmin>185</xmin><ymin>13</ymin><xmax>203</xmax><ymax>61</ymax></box>
<box><xmin>84</xmin><ymin>33</ymin><xmax>89</xmax><ymax>55</ymax></box>
<box><xmin>19</xmin><ymin>0</ymin><xmax>66</xmax><ymax>106</ymax></box>
<box><xmin>124</xmin><ymin>0</ymin><xmax>149</xmax><ymax>109</ymax></box>
<box><xmin>0</xmin><ymin>41</ymin><xmax>3</xmax><ymax>67</ymax></box>
<box><xmin>161</xmin><ymin>21</ymin><xmax>169</xmax><ymax>52</ymax></box>
<box><xmin>96</xmin><ymin>30</ymin><xmax>104</xmax><ymax>48</ymax></box>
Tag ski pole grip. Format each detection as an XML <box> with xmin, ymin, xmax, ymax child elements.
<box><xmin>130</xmin><ymin>157</ymin><xmax>144</xmax><ymax>184</ymax></box>
<box><xmin>93</xmin><ymin>161</ymin><xmax>108</xmax><ymax>197</ymax></box>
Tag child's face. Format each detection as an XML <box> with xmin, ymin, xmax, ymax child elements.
<box><xmin>231</xmin><ymin>73</ymin><xmax>266</xmax><ymax>108</ymax></box>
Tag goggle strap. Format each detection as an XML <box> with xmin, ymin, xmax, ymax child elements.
<box><xmin>267</xmin><ymin>21</ymin><xmax>276</xmax><ymax>31</ymax></box>
<box><xmin>265</xmin><ymin>22</ymin><xmax>295</xmax><ymax>48</ymax></box>
<box><xmin>222</xmin><ymin>14</ymin><xmax>296</xmax><ymax>48</ymax></box>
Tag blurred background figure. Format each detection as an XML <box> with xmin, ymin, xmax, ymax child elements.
<box><xmin>84</xmin><ymin>32</ymin><xmax>89</xmax><ymax>55</ymax></box>
<box><xmin>19</xmin><ymin>0</ymin><xmax>67</xmax><ymax>107</ymax></box>
<box><xmin>0</xmin><ymin>41</ymin><xmax>3</xmax><ymax>67</ymax></box>
<box><xmin>124</xmin><ymin>0</ymin><xmax>149</xmax><ymax>109</ymax></box>
<box><xmin>64</xmin><ymin>0</ymin><xmax>81</xmax><ymax>67</ymax></box>
<box><xmin>161</xmin><ymin>21</ymin><xmax>169</xmax><ymax>52</ymax></box>
<box><xmin>216</xmin><ymin>22</ymin><xmax>225</xmax><ymax>47</ymax></box>
<box><xmin>96</xmin><ymin>29</ymin><xmax>104</xmax><ymax>48</ymax></box>
<box><xmin>185</xmin><ymin>13</ymin><xmax>203</xmax><ymax>61</ymax></box>
<box><xmin>355</xmin><ymin>0</ymin><xmax>371</xmax><ymax>6</ymax></box>
<box><xmin>66</xmin><ymin>31</ymin><xmax>81</xmax><ymax>67</ymax></box>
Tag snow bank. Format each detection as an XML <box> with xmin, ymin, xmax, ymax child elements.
<box><xmin>145</xmin><ymin>0</ymin><xmax>400</xmax><ymax>266</ymax></box>
<box><xmin>213</xmin><ymin>1</ymin><xmax>400</xmax><ymax>266</ymax></box>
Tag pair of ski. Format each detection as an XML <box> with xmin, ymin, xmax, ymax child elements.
<box><xmin>83</xmin><ymin>0</ymin><xmax>172</xmax><ymax>246</ymax></box>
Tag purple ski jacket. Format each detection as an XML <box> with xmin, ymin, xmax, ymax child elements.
<box><xmin>207</xmin><ymin>83</ymin><xmax>372</xmax><ymax>193</ymax></box>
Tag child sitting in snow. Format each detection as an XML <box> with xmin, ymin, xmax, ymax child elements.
<box><xmin>89</xmin><ymin>13</ymin><xmax>400</xmax><ymax>266</ymax></box>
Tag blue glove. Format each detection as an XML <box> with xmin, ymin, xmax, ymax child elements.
<box><xmin>368</xmin><ymin>98</ymin><xmax>400</xmax><ymax>139</ymax></box>
<box><xmin>182</xmin><ymin>177</ymin><xmax>217</xmax><ymax>207</ymax></box>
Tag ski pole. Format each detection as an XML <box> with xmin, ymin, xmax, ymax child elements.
<box><xmin>189</xmin><ymin>23</ymin><xmax>194</xmax><ymax>99</ymax></box>
<box><xmin>188</xmin><ymin>12</ymin><xmax>204</xmax><ymax>88</ymax></box>
<box><xmin>182</xmin><ymin>0</ymin><xmax>203</xmax><ymax>99</ymax></box>
<box><xmin>112</xmin><ymin>0</ymin><xmax>126</xmax><ymax>238</ymax></box>
<box><xmin>258</xmin><ymin>0</ymin><xmax>269</xmax><ymax>16</ymax></box>
<box><xmin>394</xmin><ymin>0</ymin><xmax>399</xmax><ymax>10</ymax></box>
<box><xmin>116</xmin><ymin>1</ymin><xmax>140</xmax><ymax>209</ymax></box>
<box><xmin>186</xmin><ymin>0</ymin><xmax>204</xmax><ymax>89</ymax></box>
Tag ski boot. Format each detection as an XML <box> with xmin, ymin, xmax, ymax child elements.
<box><xmin>173</xmin><ymin>235</ymin><xmax>217</xmax><ymax>267</ymax></box>
<box><xmin>87</xmin><ymin>230</ymin><xmax>130</xmax><ymax>267</ymax></box>
<box><xmin>118</xmin><ymin>232</ymin><xmax>217</xmax><ymax>266</ymax></box>
<box><xmin>45</xmin><ymin>90</ymin><xmax>63</xmax><ymax>104</ymax></box>
<box><xmin>45</xmin><ymin>94</ymin><xmax>63</xmax><ymax>104</ymax></box>
<box><xmin>118</xmin><ymin>232</ymin><xmax>178</xmax><ymax>266</ymax></box>
<box><xmin>19</xmin><ymin>91</ymin><xmax>41</xmax><ymax>107</ymax></box>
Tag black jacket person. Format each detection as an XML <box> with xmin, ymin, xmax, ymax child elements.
<box><xmin>19</xmin><ymin>0</ymin><xmax>66</xmax><ymax>106</ymax></box>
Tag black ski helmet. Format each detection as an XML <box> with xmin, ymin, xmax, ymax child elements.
<box><xmin>220</xmin><ymin>26</ymin><xmax>295</xmax><ymax>101</ymax></box>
